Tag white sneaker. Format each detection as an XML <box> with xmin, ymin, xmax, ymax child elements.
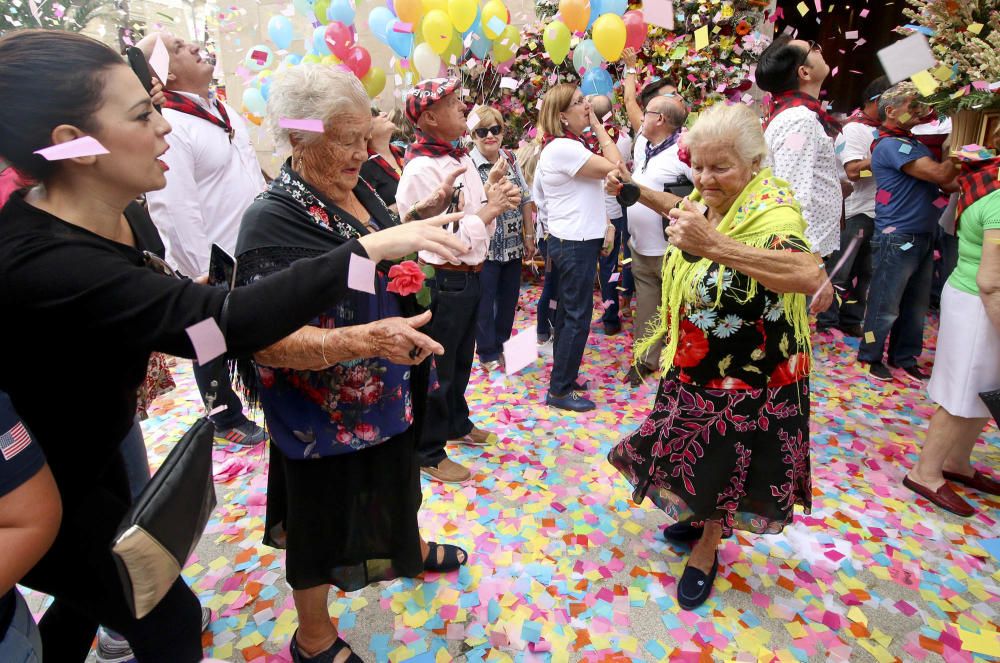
<box><xmin>537</xmin><ymin>338</ymin><xmax>554</xmax><ymax>357</ymax></box>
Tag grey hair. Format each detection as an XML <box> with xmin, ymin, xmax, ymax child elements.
<box><xmin>684</xmin><ymin>102</ymin><xmax>768</xmax><ymax>168</ymax></box>
<box><xmin>265</xmin><ymin>64</ymin><xmax>370</xmax><ymax>148</ymax></box>
<box><xmin>878</xmin><ymin>81</ymin><xmax>917</xmax><ymax>122</ymax></box>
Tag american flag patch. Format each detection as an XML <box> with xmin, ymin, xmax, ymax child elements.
<box><xmin>0</xmin><ymin>422</ymin><xmax>31</xmax><ymax>461</ymax></box>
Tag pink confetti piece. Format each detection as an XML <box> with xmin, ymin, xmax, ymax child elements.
<box><xmin>348</xmin><ymin>253</ymin><xmax>376</xmax><ymax>295</ymax></box>
<box><xmin>393</xmin><ymin>22</ymin><xmax>413</xmax><ymax>33</ymax></box>
<box><xmin>33</xmin><ymin>136</ymin><xmax>109</xmax><ymax>161</ymax></box>
<box><xmin>250</xmin><ymin>49</ymin><xmax>268</xmax><ymax>64</ymax></box>
<box><xmin>278</xmin><ymin>118</ymin><xmax>325</xmax><ymax>132</ymax></box>
<box><xmin>503</xmin><ymin>330</ymin><xmax>538</xmax><ymax>376</ymax></box>
<box><xmin>644</xmin><ymin>0</ymin><xmax>674</xmax><ymax>30</ymax></box>
<box><xmin>875</xmin><ymin>189</ymin><xmax>893</xmax><ymax>205</ymax></box>
<box><xmin>783</xmin><ymin>132</ymin><xmax>807</xmax><ymax>151</ymax></box>
<box><xmin>149</xmin><ymin>35</ymin><xmax>170</xmax><ymax>85</ymax></box>
<box><xmin>185</xmin><ymin>317</ymin><xmax>227</xmax><ymax>365</ymax></box>
<box><xmin>859</xmin><ymin>8</ymin><xmax>869</xmax><ymax>17</ymax></box>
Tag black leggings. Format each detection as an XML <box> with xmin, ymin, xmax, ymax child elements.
<box><xmin>22</xmin><ymin>454</ymin><xmax>203</xmax><ymax>662</ymax></box>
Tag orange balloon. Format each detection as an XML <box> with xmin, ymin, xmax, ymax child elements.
<box><xmin>559</xmin><ymin>0</ymin><xmax>590</xmax><ymax>33</ymax></box>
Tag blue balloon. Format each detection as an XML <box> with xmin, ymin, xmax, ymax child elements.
<box><xmin>268</xmin><ymin>15</ymin><xmax>294</xmax><ymax>50</ymax></box>
<box><xmin>468</xmin><ymin>21</ymin><xmax>490</xmax><ymax>59</ymax></box>
<box><xmin>313</xmin><ymin>25</ymin><xmax>331</xmax><ymax>55</ymax></box>
<box><xmin>586</xmin><ymin>0</ymin><xmax>602</xmax><ymax>28</ymax></box>
<box><xmin>326</xmin><ymin>0</ymin><xmax>355</xmax><ymax>25</ymax></box>
<box><xmin>386</xmin><ymin>22</ymin><xmax>414</xmax><ymax>58</ymax></box>
<box><xmin>260</xmin><ymin>79</ymin><xmax>272</xmax><ymax>101</ymax></box>
<box><xmin>284</xmin><ymin>53</ymin><xmax>303</xmax><ymax>67</ymax></box>
<box><xmin>603</xmin><ymin>0</ymin><xmax>627</xmax><ymax>16</ymax></box>
<box><xmin>581</xmin><ymin>67</ymin><xmax>613</xmax><ymax>97</ymax></box>
<box><xmin>461</xmin><ymin>7</ymin><xmax>482</xmax><ymax>37</ymax></box>
<box><xmin>368</xmin><ymin>6</ymin><xmax>395</xmax><ymax>43</ymax></box>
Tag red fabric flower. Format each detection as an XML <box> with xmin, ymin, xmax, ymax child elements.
<box><xmin>673</xmin><ymin>319</ymin><xmax>710</xmax><ymax>368</ymax></box>
<box><xmin>676</xmin><ymin>130</ymin><xmax>691</xmax><ymax>167</ymax></box>
<box><xmin>770</xmin><ymin>352</ymin><xmax>810</xmax><ymax>386</ymax></box>
<box><xmin>705</xmin><ymin>376</ymin><xmax>753</xmax><ymax>390</ymax></box>
<box><xmin>387</xmin><ymin>260</ymin><xmax>426</xmax><ymax>296</ymax></box>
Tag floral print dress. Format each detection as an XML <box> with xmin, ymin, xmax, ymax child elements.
<box><xmin>609</xmin><ymin>237</ymin><xmax>812</xmax><ymax>535</ymax></box>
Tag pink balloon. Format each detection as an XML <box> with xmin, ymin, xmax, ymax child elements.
<box><xmin>344</xmin><ymin>45</ymin><xmax>372</xmax><ymax>79</ymax></box>
<box><xmin>324</xmin><ymin>21</ymin><xmax>355</xmax><ymax>59</ymax></box>
<box><xmin>623</xmin><ymin>10</ymin><xmax>647</xmax><ymax>51</ymax></box>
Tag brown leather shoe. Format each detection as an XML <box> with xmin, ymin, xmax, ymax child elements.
<box><xmin>421</xmin><ymin>458</ymin><xmax>471</xmax><ymax>483</ymax></box>
<box><xmin>902</xmin><ymin>475</ymin><xmax>975</xmax><ymax>517</ymax></box>
<box><xmin>942</xmin><ymin>470</ymin><xmax>1000</xmax><ymax>497</ymax></box>
<box><xmin>450</xmin><ymin>426</ymin><xmax>496</xmax><ymax>447</ymax></box>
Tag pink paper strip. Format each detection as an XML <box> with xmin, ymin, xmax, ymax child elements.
<box><xmin>278</xmin><ymin>118</ymin><xmax>325</xmax><ymax>132</ymax></box>
<box><xmin>185</xmin><ymin>317</ymin><xmax>227</xmax><ymax>365</ymax></box>
<box><xmin>34</xmin><ymin>136</ymin><xmax>109</xmax><ymax>161</ymax></box>
<box><xmin>348</xmin><ymin>253</ymin><xmax>376</xmax><ymax>295</ymax></box>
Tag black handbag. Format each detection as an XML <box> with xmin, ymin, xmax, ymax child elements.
<box><xmin>111</xmin><ymin>415</ymin><xmax>217</xmax><ymax>618</ymax></box>
<box><xmin>979</xmin><ymin>388</ymin><xmax>1000</xmax><ymax>421</ymax></box>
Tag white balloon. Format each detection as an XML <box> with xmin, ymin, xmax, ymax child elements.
<box><xmin>412</xmin><ymin>42</ymin><xmax>442</xmax><ymax>80</ymax></box>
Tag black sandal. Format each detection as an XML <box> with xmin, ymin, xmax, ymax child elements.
<box><xmin>423</xmin><ymin>541</ymin><xmax>468</xmax><ymax>572</ymax></box>
<box><xmin>290</xmin><ymin>631</ymin><xmax>364</xmax><ymax>663</ymax></box>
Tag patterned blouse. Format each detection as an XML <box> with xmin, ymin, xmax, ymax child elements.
<box><xmin>470</xmin><ymin>146</ymin><xmax>531</xmax><ymax>263</ymax></box>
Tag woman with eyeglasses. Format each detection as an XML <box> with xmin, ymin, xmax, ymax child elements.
<box><xmin>536</xmin><ymin>84</ymin><xmax>623</xmax><ymax>412</ymax></box>
<box><xmin>468</xmin><ymin>106</ymin><xmax>535</xmax><ymax>371</ymax></box>
<box><xmin>0</xmin><ymin>30</ymin><xmax>465</xmax><ymax>662</ymax></box>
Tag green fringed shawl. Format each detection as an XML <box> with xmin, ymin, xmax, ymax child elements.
<box><xmin>635</xmin><ymin>168</ymin><xmax>813</xmax><ymax>374</ymax></box>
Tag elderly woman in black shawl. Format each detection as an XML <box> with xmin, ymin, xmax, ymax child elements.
<box><xmin>235</xmin><ymin>66</ymin><xmax>467</xmax><ymax>663</ymax></box>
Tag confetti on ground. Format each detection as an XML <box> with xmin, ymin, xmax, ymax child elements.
<box><xmin>26</xmin><ymin>278</ymin><xmax>1000</xmax><ymax>661</ymax></box>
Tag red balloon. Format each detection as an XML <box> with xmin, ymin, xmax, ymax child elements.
<box><xmin>344</xmin><ymin>45</ymin><xmax>372</xmax><ymax>79</ymax></box>
<box><xmin>324</xmin><ymin>21</ymin><xmax>355</xmax><ymax>59</ymax></box>
<box><xmin>623</xmin><ymin>10</ymin><xmax>647</xmax><ymax>51</ymax></box>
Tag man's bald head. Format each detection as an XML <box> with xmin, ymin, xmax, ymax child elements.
<box><xmin>646</xmin><ymin>95</ymin><xmax>687</xmax><ymax>130</ymax></box>
<box><xmin>589</xmin><ymin>94</ymin><xmax>612</xmax><ymax>121</ymax></box>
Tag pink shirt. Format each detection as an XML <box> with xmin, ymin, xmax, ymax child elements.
<box><xmin>0</xmin><ymin>167</ymin><xmax>28</xmax><ymax>208</ymax></box>
<box><xmin>395</xmin><ymin>153</ymin><xmax>494</xmax><ymax>265</ymax></box>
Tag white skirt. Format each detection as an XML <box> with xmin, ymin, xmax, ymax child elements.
<box><xmin>927</xmin><ymin>281</ymin><xmax>1000</xmax><ymax>418</ymax></box>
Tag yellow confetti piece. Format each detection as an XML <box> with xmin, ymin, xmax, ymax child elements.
<box><xmin>797</xmin><ymin>1</ymin><xmax>809</xmax><ymax>15</ymax></box>
<box><xmin>864</xmin><ymin>331</ymin><xmax>875</xmax><ymax>343</ymax></box>
<box><xmin>958</xmin><ymin>628</ymin><xmax>1000</xmax><ymax>655</ymax></box>
<box><xmin>694</xmin><ymin>25</ymin><xmax>709</xmax><ymax>51</ymax></box>
<box><xmin>859</xmin><ymin>170</ymin><xmax>872</xmax><ymax>178</ymax></box>
<box><xmin>910</xmin><ymin>70</ymin><xmax>939</xmax><ymax>96</ymax></box>
<box><xmin>931</xmin><ymin>64</ymin><xmax>954</xmax><ymax>82</ymax></box>
<box><xmin>969</xmin><ymin>22</ymin><xmax>984</xmax><ymax>35</ymax></box>
<box><xmin>847</xmin><ymin>606</ymin><xmax>868</xmax><ymax>626</ymax></box>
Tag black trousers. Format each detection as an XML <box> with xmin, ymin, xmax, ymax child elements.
<box><xmin>24</xmin><ymin>455</ymin><xmax>203</xmax><ymax>662</ymax></box>
<box><xmin>416</xmin><ymin>268</ymin><xmax>480</xmax><ymax>467</ymax></box>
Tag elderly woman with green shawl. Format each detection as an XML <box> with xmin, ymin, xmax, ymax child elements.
<box><xmin>606</xmin><ymin>103</ymin><xmax>826</xmax><ymax>610</ymax></box>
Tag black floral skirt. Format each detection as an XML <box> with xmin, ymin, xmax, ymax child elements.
<box><xmin>264</xmin><ymin>427</ymin><xmax>424</xmax><ymax>591</ymax></box>
<box><xmin>609</xmin><ymin>377</ymin><xmax>811</xmax><ymax>535</ymax></box>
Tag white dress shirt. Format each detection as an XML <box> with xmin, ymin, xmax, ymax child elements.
<box><xmin>395</xmin><ymin>153</ymin><xmax>493</xmax><ymax>265</ymax></box>
<box><xmin>837</xmin><ymin>121</ymin><xmax>880</xmax><ymax>220</ymax></box>
<box><xmin>145</xmin><ymin>92</ymin><xmax>266</xmax><ymax>277</ymax></box>
<box><xmin>764</xmin><ymin>105</ymin><xmax>842</xmax><ymax>257</ymax></box>
<box><xmin>629</xmin><ymin>134</ymin><xmax>692</xmax><ymax>256</ymax></box>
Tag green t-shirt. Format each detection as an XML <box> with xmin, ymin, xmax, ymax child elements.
<box><xmin>949</xmin><ymin>189</ymin><xmax>1000</xmax><ymax>296</ymax></box>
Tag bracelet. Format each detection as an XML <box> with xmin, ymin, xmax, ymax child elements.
<box><xmin>626</xmin><ymin>68</ymin><xmax>636</xmax><ymax>75</ymax></box>
<box><xmin>320</xmin><ymin>330</ymin><xmax>330</xmax><ymax>365</ymax></box>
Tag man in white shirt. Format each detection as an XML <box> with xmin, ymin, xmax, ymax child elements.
<box><xmin>138</xmin><ymin>32</ymin><xmax>268</xmax><ymax>446</ymax></box>
<box><xmin>756</xmin><ymin>35</ymin><xmax>841</xmax><ymax>313</ymax></box>
<box><xmin>625</xmin><ymin>96</ymin><xmax>691</xmax><ymax>386</ymax></box>
<box><xmin>817</xmin><ymin>76</ymin><xmax>891</xmax><ymax>336</ymax></box>
<box><xmin>395</xmin><ymin>78</ymin><xmax>518</xmax><ymax>484</ymax></box>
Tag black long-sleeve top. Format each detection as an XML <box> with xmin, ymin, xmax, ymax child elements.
<box><xmin>0</xmin><ymin>193</ymin><xmax>366</xmax><ymax>498</ymax></box>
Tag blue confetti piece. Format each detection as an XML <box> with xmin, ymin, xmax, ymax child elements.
<box><xmin>981</xmin><ymin>538</ymin><xmax>1000</xmax><ymax>559</ymax></box>
<box><xmin>900</xmin><ymin>242</ymin><xmax>914</xmax><ymax>251</ymax></box>
<box><xmin>898</xmin><ymin>142</ymin><xmax>913</xmax><ymax>154</ymax></box>
<box><xmin>522</xmin><ymin>621</ymin><xmax>543</xmax><ymax>643</ymax></box>
<box><xmin>402</xmin><ymin>651</ymin><xmax>434</xmax><ymax>662</ymax></box>
<box><xmin>486</xmin><ymin>15</ymin><xmax>506</xmax><ymax>35</ymax></box>
<box><xmin>487</xmin><ymin>598</ymin><xmax>501</xmax><ymax>622</ymax></box>
<box><xmin>338</xmin><ymin>612</ymin><xmax>356</xmax><ymax>630</ymax></box>
<box><xmin>646</xmin><ymin>640</ymin><xmax>667</xmax><ymax>658</ymax></box>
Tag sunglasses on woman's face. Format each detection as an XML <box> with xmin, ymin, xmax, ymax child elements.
<box><xmin>474</xmin><ymin>125</ymin><xmax>502</xmax><ymax>139</ymax></box>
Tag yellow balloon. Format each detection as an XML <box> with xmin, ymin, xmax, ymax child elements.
<box><xmin>493</xmin><ymin>24</ymin><xmax>519</xmax><ymax>62</ymax></box>
<box><xmin>362</xmin><ymin>66</ymin><xmax>387</xmax><ymax>97</ymax></box>
<box><xmin>543</xmin><ymin>20</ymin><xmax>571</xmax><ymax>64</ymax></box>
<box><xmin>592</xmin><ymin>13</ymin><xmax>626</xmax><ymax>62</ymax></box>
<box><xmin>558</xmin><ymin>0</ymin><xmax>589</xmax><ymax>33</ymax></box>
<box><xmin>447</xmin><ymin>0</ymin><xmax>477</xmax><ymax>33</ymax></box>
<box><xmin>422</xmin><ymin>9</ymin><xmax>453</xmax><ymax>54</ymax></box>
<box><xmin>302</xmin><ymin>53</ymin><xmax>322</xmax><ymax>64</ymax></box>
<box><xmin>481</xmin><ymin>0</ymin><xmax>507</xmax><ymax>39</ymax></box>
<box><xmin>395</xmin><ymin>0</ymin><xmax>423</xmax><ymax>25</ymax></box>
<box><xmin>422</xmin><ymin>0</ymin><xmax>447</xmax><ymax>14</ymax></box>
<box><xmin>442</xmin><ymin>29</ymin><xmax>464</xmax><ymax>65</ymax></box>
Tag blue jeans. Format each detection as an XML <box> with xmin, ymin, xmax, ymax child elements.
<box><xmin>476</xmin><ymin>259</ymin><xmax>522</xmax><ymax>363</ymax></box>
<box><xmin>931</xmin><ymin>226</ymin><xmax>959</xmax><ymax>308</ymax></box>
<box><xmin>119</xmin><ymin>416</ymin><xmax>150</xmax><ymax>499</ymax></box>
<box><xmin>536</xmin><ymin>238</ymin><xmax>559</xmax><ymax>341</ymax></box>
<box><xmin>548</xmin><ymin>237</ymin><xmax>602</xmax><ymax>395</ymax></box>
<box><xmin>858</xmin><ymin>232</ymin><xmax>934</xmax><ymax>368</ymax></box>
<box><xmin>0</xmin><ymin>590</ymin><xmax>41</xmax><ymax>663</ymax></box>
<box><xmin>597</xmin><ymin>216</ymin><xmax>634</xmax><ymax>328</ymax></box>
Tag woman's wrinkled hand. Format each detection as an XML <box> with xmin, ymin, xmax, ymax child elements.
<box><xmin>367</xmin><ymin>311</ymin><xmax>444</xmax><ymax>364</ymax></box>
<box><xmin>665</xmin><ymin>198</ymin><xmax>718</xmax><ymax>257</ymax></box>
<box><xmin>358</xmin><ymin>213</ymin><xmax>469</xmax><ymax>263</ymax></box>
